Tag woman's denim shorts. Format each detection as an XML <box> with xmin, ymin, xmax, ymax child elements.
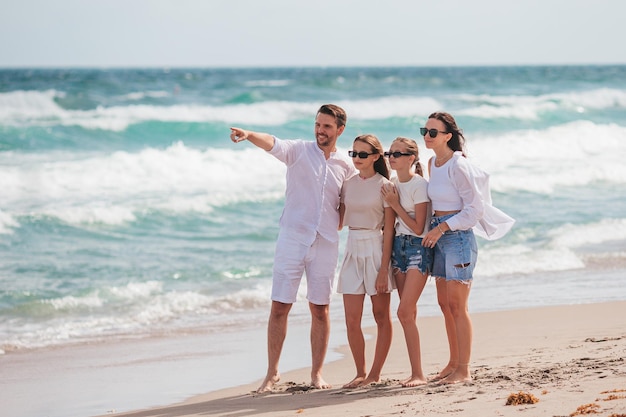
<box><xmin>431</xmin><ymin>214</ymin><xmax>478</xmax><ymax>282</ymax></box>
<box><xmin>391</xmin><ymin>234</ymin><xmax>433</xmax><ymax>275</ymax></box>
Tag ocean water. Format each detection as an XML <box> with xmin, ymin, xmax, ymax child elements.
<box><xmin>1</xmin><ymin>66</ymin><xmax>626</xmax><ymax>415</ymax></box>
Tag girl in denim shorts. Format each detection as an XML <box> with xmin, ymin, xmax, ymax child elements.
<box><xmin>381</xmin><ymin>137</ymin><xmax>433</xmax><ymax>387</ymax></box>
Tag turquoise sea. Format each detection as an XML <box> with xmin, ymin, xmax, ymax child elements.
<box><xmin>1</xmin><ymin>66</ymin><xmax>626</xmax><ymax>416</ymax></box>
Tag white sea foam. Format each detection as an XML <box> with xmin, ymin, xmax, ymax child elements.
<box><xmin>477</xmin><ymin>244</ymin><xmax>585</xmax><ymax>277</ymax></box>
<box><xmin>68</xmin><ymin>101</ymin><xmax>302</xmax><ymax>131</ymax></box>
<box><xmin>1</xmin><ymin>219</ymin><xmax>623</xmax><ymax>350</ymax></box>
<box><xmin>244</xmin><ymin>79</ymin><xmax>291</xmax><ymax>87</ymax></box>
<box><xmin>456</xmin><ymin>87</ymin><xmax>626</xmax><ymax>120</ymax></box>
<box><xmin>0</xmin><ymin>142</ymin><xmax>288</xmax><ymax>225</ymax></box>
<box><xmin>115</xmin><ymin>90</ymin><xmax>170</xmax><ymax>101</ymax></box>
<box><xmin>549</xmin><ymin>88</ymin><xmax>626</xmax><ymax>109</ymax></box>
<box><xmin>49</xmin><ymin>205</ymin><xmax>137</xmax><ymax>226</ymax></box>
<box><xmin>0</xmin><ymin>89</ymin><xmax>299</xmax><ymax>130</ymax></box>
<box><xmin>477</xmin><ymin>218</ymin><xmax>626</xmax><ymax>277</ymax></box>
<box><xmin>0</xmin><ymin>280</ymin><xmax>272</xmax><ymax>350</ymax></box>
<box><xmin>467</xmin><ymin>121</ymin><xmax>626</xmax><ymax>193</ymax></box>
<box><xmin>0</xmin><ymin>90</ymin><xmax>440</xmax><ymax>131</ymax></box>
<box><xmin>549</xmin><ymin>218</ymin><xmax>626</xmax><ymax>247</ymax></box>
<box><xmin>60</xmin><ymin>96</ymin><xmax>439</xmax><ymax>131</ymax></box>
<box><xmin>0</xmin><ymin>89</ymin><xmax>65</xmax><ymax>121</ymax></box>
<box><xmin>45</xmin><ymin>293</ymin><xmax>104</xmax><ymax>310</ymax></box>
<box><xmin>107</xmin><ymin>281</ymin><xmax>164</xmax><ymax>299</ymax></box>
<box><xmin>1</xmin><ymin>118</ymin><xmax>624</xmax><ymax>227</ymax></box>
<box><xmin>0</xmin><ymin>209</ymin><xmax>19</xmax><ymax>234</ymax></box>
<box><xmin>1</xmin><ymin>88</ymin><xmax>625</xmax><ymax>131</ymax></box>
<box><xmin>456</xmin><ymin>95</ymin><xmax>558</xmax><ymax>120</ymax></box>
<box><xmin>342</xmin><ymin>96</ymin><xmax>441</xmax><ymax>120</ymax></box>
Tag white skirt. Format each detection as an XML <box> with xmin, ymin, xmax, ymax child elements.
<box><xmin>337</xmin><ymin>229</ymin><xmax>394</xmax><ymax>295</ymax></box>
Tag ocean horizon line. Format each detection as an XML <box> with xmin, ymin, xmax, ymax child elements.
<box><xmin>2</xmin><ymin>62</ymin><xmax>626</xmax><ymax>71</ymax></box>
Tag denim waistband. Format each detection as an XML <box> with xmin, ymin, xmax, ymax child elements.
<box><xmin>431</xmin><ymin>213</ymin><xmax>456</xmax><ymax>225</ymax></box>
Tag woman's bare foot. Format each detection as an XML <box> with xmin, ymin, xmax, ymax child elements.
<box><xmin>429</xmin><ymin>364</ymin><xmax>456</xmax><ymax>382</ymax></box>
<box><xmin>400</xmin><ymin>376</ymin><xmax>427</xmax><ymax>387</ymax></box>
<box><xmin>256</xmin><ymin>373</ymin><xmax>280</xmax><ymax>393</ymax></box>
<box><xmin>342</xmin><ymin>376</ymin><xmax>365</xmax><ymax>389</ymax></box>
<box><xmin>437</xmin><ymin>375</ymin><xmax>472</xmax><ymax>385</ymax></box>
<box><xmin>437</xmin><ymin>366</ymin><xmax>471</xmax><ymax>385</ymax></box>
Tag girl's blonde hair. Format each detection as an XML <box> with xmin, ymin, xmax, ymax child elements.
<box><xmin>391</xmin><ymin>137</ymin><xmax>423</xmax><ymax>176</ymax></box>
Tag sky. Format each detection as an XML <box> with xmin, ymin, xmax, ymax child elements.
<box><xmin>1</xmin><ymin>0</ymin><xmax>626</xmax><ymax>68</ymax></box>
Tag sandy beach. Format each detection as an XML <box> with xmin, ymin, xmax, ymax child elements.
<box><xmin>100</xmin><ymin>301</ymin><xmax>626</xmax><ymax>417</ymax></box>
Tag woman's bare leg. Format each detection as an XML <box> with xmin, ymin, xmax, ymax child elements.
<box><xmin>439</xmin><ymin>280</ymin><xmax>472</xmax><ymax>384</ymax></box>
<box><xmin>432</xmin><ymin>277</ymin><xmax>458</xmax><ymax>381</ymax></box>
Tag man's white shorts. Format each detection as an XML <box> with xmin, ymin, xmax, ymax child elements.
<box><xmin>271</xmin><ymin>231</ymin><xmax>339</xmax><ymax>305</ymax></box>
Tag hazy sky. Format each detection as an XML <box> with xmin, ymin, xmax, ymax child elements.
<box><xmin>2</xmin><ymin>0</ymin><xmax>625</xmax><ymax>68</ymax></box>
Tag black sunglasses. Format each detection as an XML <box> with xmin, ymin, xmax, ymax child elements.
<box><xmin>384</xmin><ymin>151</ymin><xmax>412</xmax><ymax>158</ymax></box>
<box><xmin>348</xmin><ymin>150</ymin><xmax>377</xmax><ymax>159</ymax></box>
<box><xmin>420</xmin><ymin>127</ymin><xmax>448</xmax><ymax>138</ymax></box>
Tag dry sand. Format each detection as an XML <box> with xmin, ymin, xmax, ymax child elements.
<box><xmin>103</xmin><ymin>301</ymin><xmax>626</xmax><ymax>417</ymax></box>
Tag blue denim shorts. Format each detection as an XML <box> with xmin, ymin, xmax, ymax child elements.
<box><xmin>431</xmin><ymin>214</ymin><xmax>478</xmax><ymax>282</ymax></box>
<box><xmin>391</xmin><ymin>234</ymin><xmax>433</xmax><ymax>274</ymax></box>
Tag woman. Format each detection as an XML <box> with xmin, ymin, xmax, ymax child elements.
<box><xmin>338</xmin><ymin>134</ymin><xmax>395</xmax><ymax>388</ymax></box>
<box><xmin>381</xmin><ymin>137</ymin><xmax>432</xmax><ymax>387</ymax></box>
<box><xmin>421</xmin><ymin>111</ymin><xmax>514</xmax><ymax>384</ymax></box>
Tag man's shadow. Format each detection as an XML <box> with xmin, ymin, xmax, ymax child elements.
<box><xmin>109</xmin><ymin>380</ymin><xmax>423</xmax><ymax>417</ymax></box>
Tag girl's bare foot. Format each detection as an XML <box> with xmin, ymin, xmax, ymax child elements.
<box><xmin>358</xmin><ymin>375</ymin><xmax>380</xmax><ymax>387</ymax></box>
<box><xmin>342</xmin><ymin>376</ymin><xmax>365</xmax><ymax>389</ymax></box>
<box><xmin>400</xmin><ymin>376</ymin><xmax>427</xmax><ymax>387</ymax></box>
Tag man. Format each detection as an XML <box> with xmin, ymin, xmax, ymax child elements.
<box><xmin>230</xmin><ymin>104</ymin><xmax>355</xmax><ymax>393</ymax></box>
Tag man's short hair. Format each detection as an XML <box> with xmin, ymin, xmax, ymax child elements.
<box><xmin>317</xmin><ymin>104</ymin><xmax>347</xmax><ymax>128</ymax></box>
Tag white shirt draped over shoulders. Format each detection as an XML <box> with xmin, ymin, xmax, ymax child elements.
<box><xmin>439</xmin><ymin>152</ymin><xmax>515</xmax><ymax>240</ymax></box>
<box><xmin>268</xmin><ymin>136</ymin><xmax>357</xmax><ymax>245</ymax></box>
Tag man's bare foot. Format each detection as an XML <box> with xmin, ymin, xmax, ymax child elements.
<box><xmin>400</xmin><ymin>376</ymin><xmax>427</xmax><ymax>387</ymax></box>
<box><xmin>342</xmin><ymin>376</ymin><xmax>365</xmax><ymax>389</ymax></box>
<box><xmin>311</xmin><ymin>374</ymin><xmax>331</xmax><ymax>389</ymax></box>
<box><xmin>256</xmin><ymin>373</ymin><xmax>280</xmax><ymax>393</ymax></box>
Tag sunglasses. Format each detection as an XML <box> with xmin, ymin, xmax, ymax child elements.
<box><xmin>348</xmin><ymin>150</ymin><xmax>377</xmax><ymax>159</ymax></box>
<box><xmin>384</xmin><ymin>151</ymin><xmax>412</xmax><ymax>158</ymax></box>
<box><xmin>420</xmin><ymin>127</ymin><xmax>448</xmax><ymax>138</ymax></box>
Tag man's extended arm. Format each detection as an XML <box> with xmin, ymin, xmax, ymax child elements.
<box><xmin>230</xmin><ymin>127</ymin><xmax>274</xmax><ymax>151</ymax></box>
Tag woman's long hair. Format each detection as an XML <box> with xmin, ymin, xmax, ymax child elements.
<box><xmin>428</xmin><ymin>111</ymin><xmax>466</xmax><ymax>157</ymax></box>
